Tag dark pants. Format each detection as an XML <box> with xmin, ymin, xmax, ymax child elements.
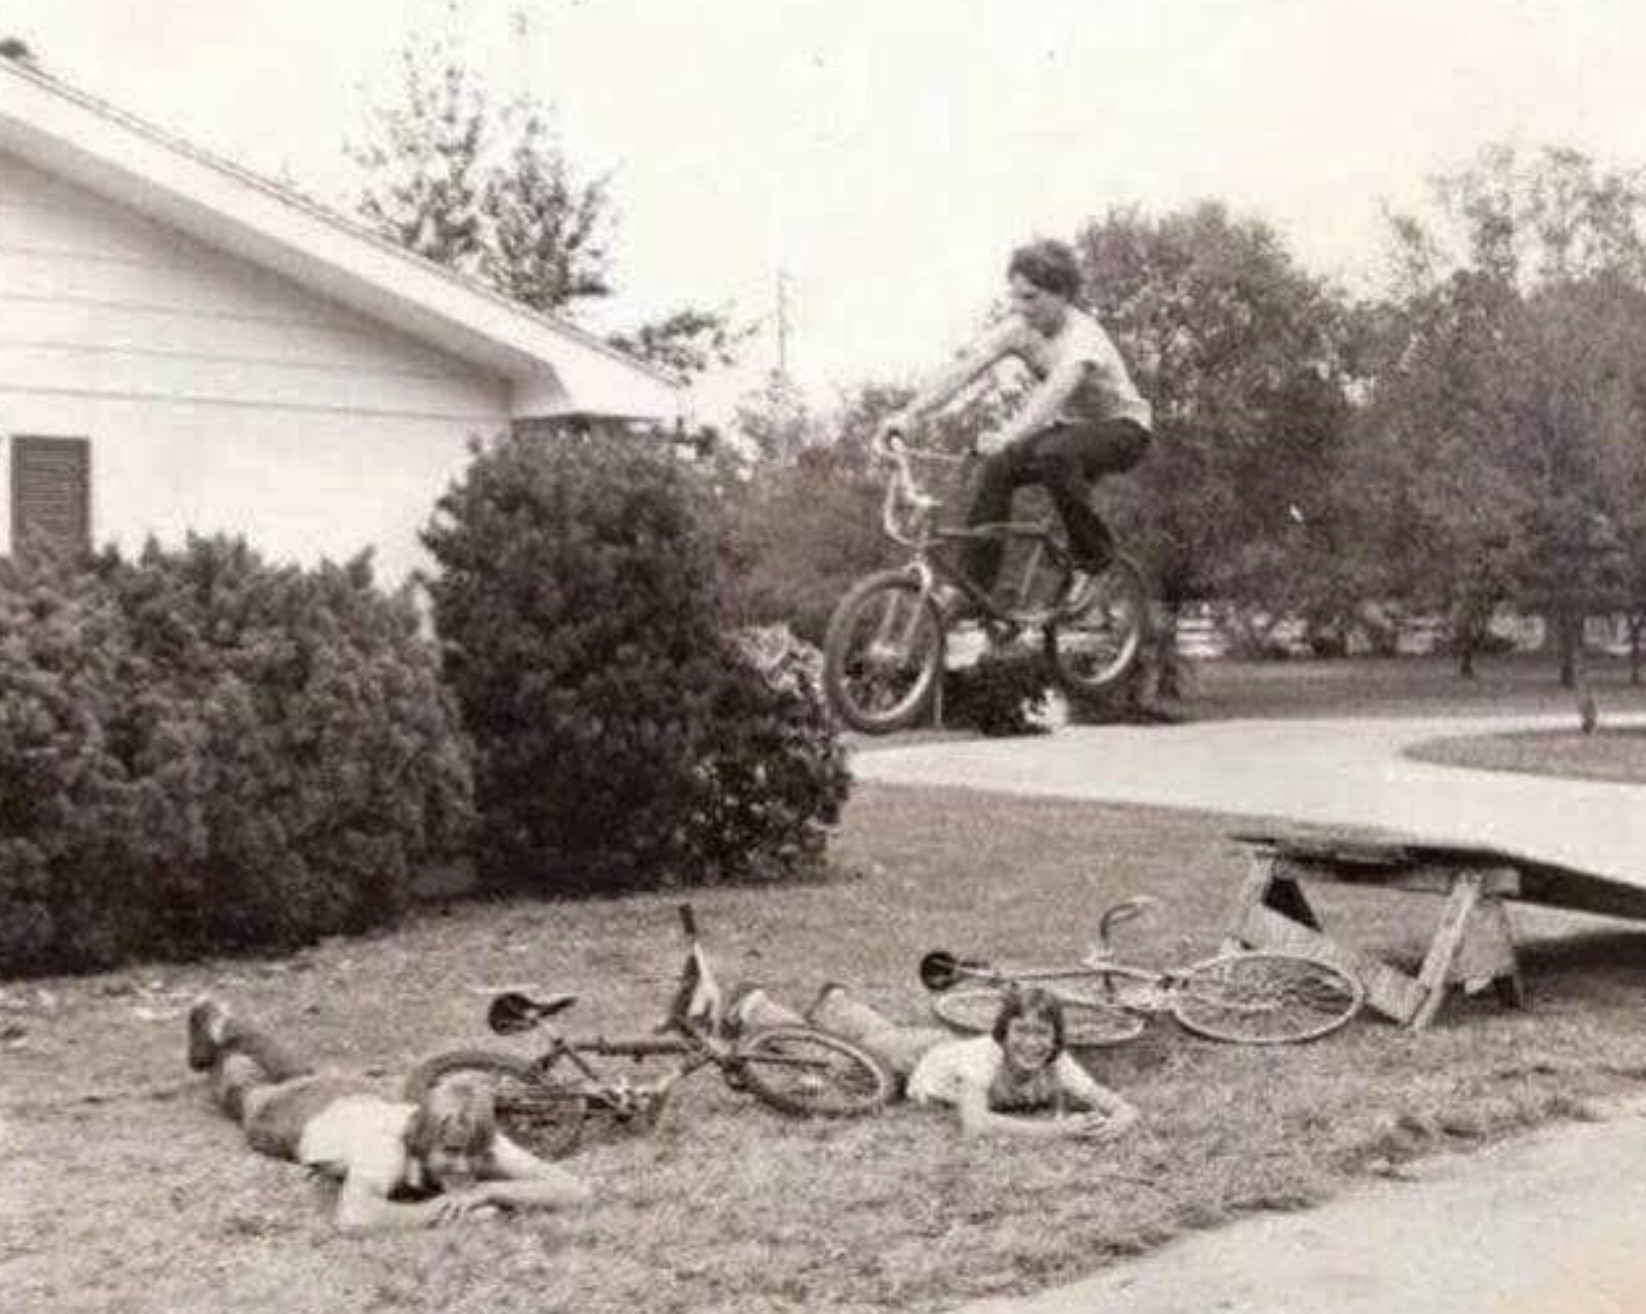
<box><xmin>209</xmin><ymin>1019</ymin><xmax>366</xmax><ymax>1161</ymax></box>
<box><xmin>962</xmin><ymin>418</ymin><xmax>1150</xmax><ymax>593</ymax></box>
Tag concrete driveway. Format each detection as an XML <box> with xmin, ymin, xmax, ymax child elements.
<box><xmin>855</xmin><ymin>713</ymin><xmax>1646</xmax><ymax>883</ymax></box>
<box><xmin>853</xmin><ymin>713</ymin><xmax>1646</xmax><ymax>1314</ymax></box>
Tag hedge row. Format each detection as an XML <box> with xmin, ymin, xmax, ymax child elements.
<box><xmin>0</xmin><ymin>538</ymin><xmax>473</xmax><ymax>975</ymax></box>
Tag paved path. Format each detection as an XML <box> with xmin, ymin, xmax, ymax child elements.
<box><xmin>953</xmin><ymin>1102</ymin><xmax>1646</xmax><ymax>1314</ymax></box>
<box><xmin>856</xmin><ymin>713</ymin><xmax>1646</xmax><ymax>883</ymax></box>
<box><xmin>853</xmin><ymin>713</ymin><xmax>1646</xmax><ymax>1314</ymax></box>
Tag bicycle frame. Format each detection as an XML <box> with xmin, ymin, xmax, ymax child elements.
<box><xmin>877</xmin><ymin>442</ymin><xmax>1078</xmax><ymax>628</ymax></box>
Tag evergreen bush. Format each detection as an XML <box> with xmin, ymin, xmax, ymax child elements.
<box><xmin>0</xmin><ymin>538</ymin><xmax>473</xmax><ymax>976</ymax></box>
<box><xmin>944</xmin><ymin>647</ymin><xmax>1054</xmax><ymax>736</ymax></box>
<box><xmin>422</xmin><ymin>431</ymin><xmax>849</xmax><ymax>891</ymax></box>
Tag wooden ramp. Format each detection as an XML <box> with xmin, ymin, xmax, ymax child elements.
<box><xmin>1224</xmin><ymin>824</ymin><xmax>1646</xmax><ymax>1031</ymax></box>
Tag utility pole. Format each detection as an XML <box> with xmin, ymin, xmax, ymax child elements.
<box><xmin>775</xmin><ymin>268</ymin><xmax>793</xmax><ymax>383</ymax></box>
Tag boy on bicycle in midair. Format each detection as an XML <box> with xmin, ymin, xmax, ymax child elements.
<box><xmin>877</xmin><ymin>238</ymin><xmax>1152</xmax><ymax>614</ymax></box>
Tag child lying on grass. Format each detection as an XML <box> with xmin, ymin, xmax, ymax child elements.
<box><xmin>731</xmin><ymin>983</ymin><xmax>1138</xmax><ymax>1142</ymax></box>
<box><xmin>186</xmin><ymin>998</ymin><xmax>592</xmax><ymax>1233</ymax></box>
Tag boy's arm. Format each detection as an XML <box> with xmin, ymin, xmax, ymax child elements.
<box><xmin>889</xmin><ymin>319</ymin><xmax>1020</xmax><ymax>433</ymax></box>
<box><xmin>951</xmin><ymin>1080</ymin><xmax>1117</xmax><ymax>1142</ymax></box>
<box><xmin>986</xmin><ymin>355</ymin><xmax>1087</xmax><ymax>452</ymax></box>
<box><xmin>478</xmin><ymin>1133</ymin><xmax>594</xmax><ymax>1210</ymax></box>
<box><xmin>950</xmin><ymin>1062</ymin><xmax>1139</xmax><ymax>1142</ymax></box>
<box><xmin>333</xmin><ymin>1174</ymin><xmax>495</xmax><ymax>1234</ymax></box>
<box><xmin>1053</xmin><ymin>1055</ymin><xmax>1139</xmax><ymax>1140</ymax></box>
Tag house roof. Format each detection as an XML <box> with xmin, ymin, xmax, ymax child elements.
<box><xmin>0</xmin><ymin>56</ymin><xmax>684</xmax><ymax>422</ymax></box>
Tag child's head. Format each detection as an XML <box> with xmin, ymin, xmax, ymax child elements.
<box><xmin>405</xmin><ymin>1074</ymin><xmax>497</xmax><ymax>1190</ymax></box>
<box><xmin>991</xmin><ymin>987</ymin><xmax>1066</xmax><ymax>1073</ymax></box>
<box><xmin>1006</xmin><ymin>238</ymin><xmax>1082</xmax><ymax>302</ymax></box>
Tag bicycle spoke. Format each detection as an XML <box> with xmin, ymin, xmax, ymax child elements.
<box><xmin>1172</xmin><ymin>954</ymin><xmax>1362</xmax><ymax>1044</ymax></box>
<box><xmin>1045</xmin><ymin>561</ymin><xmax>1146</xmax><ymax>694</ymax></box>
<box><xmin>826</xmin><ymin>576</ymin><xmax>943</xmax><ymax>731</ymax></box>
<box><xmin>733</xmin><ymin>1029</ymin><xmax>889</xmax><ymax>1116</ymax></box>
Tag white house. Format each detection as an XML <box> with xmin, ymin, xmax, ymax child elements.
<box><xmin>0</xmin><ymin>56</ymin><xmax>683</xmax><ymax>583</ymax></box>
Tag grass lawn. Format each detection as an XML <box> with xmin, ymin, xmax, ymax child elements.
<box><xmin>10</xmin><ymin>784</ymin><xmax>1646</xmax><ymax>1314</ymax></box>
<box><xmin>1409</xmin><ymin>726</ymin><xmax>1646</xmax><ymax>785</ymax></box>
<box><xmin>1184</xmin><ymin>652</ymin><xmax>1646</xmax><ymax>721</ymax></box>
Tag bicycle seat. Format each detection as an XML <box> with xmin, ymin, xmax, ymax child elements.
<box><xmin>487</xmin><ymin>990</ymin><xmax>578</xmax><ymax>1035</ymax></box>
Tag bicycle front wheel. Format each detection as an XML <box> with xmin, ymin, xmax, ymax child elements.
<box><xmin>403</xmin><ymin>1048</ymin><xmax>588</xmax><ymax>1158</ymax></box>
<box><xmin>731</xmin><ymin>1026</ymin><xmax>892</xmax><ymax>1117</ymax></box>
<box><xmin>1172</xmin><ymin>953</ymin><xmax>1363</xmax><ymax>1044</ymax></box>
<box><xmin>930</xmin><ymin>984</ymin><xmax>1146</xmax><ymax>1047</ymax></box>
<box><xmin>823</xmin><ymin>571</ymin><xmax>945</xmax><ymax>734</ymax></box>
<box><xmin>1044</xmin><ymin>557</ymin><xmax>1148</xmax><ymax>697</ymax></box>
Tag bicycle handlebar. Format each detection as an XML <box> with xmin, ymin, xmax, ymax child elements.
<box><xmin>875</xmin><ymin>437</ymin><xmax>974</xmax><ymax>548</ymax></box>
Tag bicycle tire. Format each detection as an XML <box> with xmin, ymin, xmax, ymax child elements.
<box><xmin>403</xmin><ymin>1048</ymin><xmax>589</xmax><ymax>1159</ymax></box>
<box><xmin>1043</xmin><ymin>556</ymin><xmax>1149</xmax><ymax>697</ymax></box>
<box><xmin>1171</xmin><ymin>952</ymin><xmax>1364</xmax><ymax>1044</ymax></box>
<box><xmin>730</xmin><ymin>1026</ymin><xmax>892</xmax><ymax>1117</ymax></box>
<box><xmin>930</xmin><ymin>984</ymin><xmax>1146</xmax><ymax>1047</ymax></box>
<box><xmin>823</xmin><ymin>570</ymin><xmax>945</xmax><ymax>734</ymax></box>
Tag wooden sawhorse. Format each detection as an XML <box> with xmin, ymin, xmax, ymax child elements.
<box><xmin>1223</xmin><ymin>828</ymin><xmax>1528</xmax><ymax>1031</ymax></box>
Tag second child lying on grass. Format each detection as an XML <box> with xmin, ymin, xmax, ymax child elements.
<box><xmin>730</xmin><ymin>983</ymin><xmax>1137</xmax><ymax>1141</ymax></box>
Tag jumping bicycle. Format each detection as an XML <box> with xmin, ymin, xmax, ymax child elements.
<box><xmin>822</xmin><ymin>435</ymin><xmax>1149</xmax><ymax>734</ymax></box>
<box><xmin>920</xmin><ymin>896</ymin><xmax>1364</xmax><ymax>1046</ymax></box>
<box><xmin>405</xmin><ymin>906</ymin><xmax>891</xmax><ymax>1157</ymax></box>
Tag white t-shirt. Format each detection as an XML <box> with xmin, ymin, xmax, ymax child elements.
<box><xmin>906</xmin><ymin>1035</ymin><xmax>1089</xmax><ymax>1112</ymax></box>
<box><xmin>997</xmin><ymin>310</ymin><xmax>1153</xmax><ymax>430</ymax></box>
<box><xmin>296</xmin><ymin>1094</ymin><xmax>418</xmax><ymax>1196</ymax></box>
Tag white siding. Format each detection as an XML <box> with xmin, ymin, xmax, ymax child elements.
<box><xmin>0</xmin><ymin>149</ymin><xmax>512</xmax><ymax>579</ymax></box>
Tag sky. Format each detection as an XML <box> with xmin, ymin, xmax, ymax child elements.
<box><xmin>9</xmin><ymin>0</ymin><xmax>1646</xmax><ymax>419</ymax></box>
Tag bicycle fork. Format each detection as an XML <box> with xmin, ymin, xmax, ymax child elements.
<box><xmin>869</xmin><ymin>562</ymin><xmax>940</xmax><ymax>659</ymax></box>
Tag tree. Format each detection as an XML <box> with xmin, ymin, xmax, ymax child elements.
<box><xmin>1369</xmin><ymin>145</ymin><xmax>1646</xmax><ymax>680</ymax></box>
<box><xmin>349</xmin><ymin>31</ymin><xmax>740</xmax><ymax>379</ymax></box>
<box><xmin>1074</xmin><ymin>202</ymin><xmax>1358</xmax><ymax>690</ymax></box>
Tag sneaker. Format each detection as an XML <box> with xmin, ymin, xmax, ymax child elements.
<box><xmin>186</xmin><ymin>996</ymin><xmax>230</xmax><ymax>1071</ymax></box>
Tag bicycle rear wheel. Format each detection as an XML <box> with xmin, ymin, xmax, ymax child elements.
<box><xmin>1171</xmin><ymin>953</ymin><xmax>1363</xmax><ymax>1044</ymax></box>
<box><xmin>823</xmin><ymin>571</ymin><xmax>945</xmax><ymax>734</ymax></box>
<box><xmin>1043</xmin><ymin>557</ymin><xmax>1148</xmax><ymax>696</ymax></box>
<box><xmin>731</xmin><ymin>1026</ymin><xmax>892</xmax><ymax>1117</ymax></box>
<box><xmin>403</xmin><ymin>1049</ymin><xmax>588</xmax><ymax>1158</ymax></box>
<box><xmin>930</xmin><ymin>984</ymin><xmax>1145</xmax><ymax>1047</ymax></box>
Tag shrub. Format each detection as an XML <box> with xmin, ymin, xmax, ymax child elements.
<box><xmin>0</xmin><ymin>537</ymin><xmax>473</xmax><ymax>976</ymax></box>
<box><xmin>944</xmin><ymin>647</ymin><xmax>1054</xmax><ymax>736</ymax></box>
<box><xmin>422</xmin><ymin>430</ymin><xmax>850</xmax><ymax>891</ymax></box>
<box><xmin>687</xmin><ymin>627</ymin><xmax>851</xmax><ymax>878</ymax></box>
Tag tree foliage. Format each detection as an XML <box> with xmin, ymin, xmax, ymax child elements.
<box><xmin>349</xmin><ymin>31</ymin><xmax>740</xmax><ymax>377</ymax></box>
<box><xmin>1367</xmin><ymin>145</ymin><xmax>1646</xmax><ymax>675</ymax></box>
<box><xmin>1073</xmin><ymin>202</ymin><xmax>1358</xmax><ymax>665</ymax></box>
<box><xmin>421</xmin><ymin>431</ymin><xmax>849</xmax><ymax>889</ymax></box>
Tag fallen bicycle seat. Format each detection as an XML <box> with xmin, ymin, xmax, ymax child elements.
<box><xmin>487</xmin><ymin>991</ymin><xmax>578</xmax><ymax>1034</ymax></box>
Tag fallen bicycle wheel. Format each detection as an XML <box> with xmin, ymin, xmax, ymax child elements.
<box><xmin>403</xmin><ymin>1049</ymin><xmax>588</xmax><ymax>1158</ymax></box>
<box><xmin>930</xmin><ymin>984</ymin><xmax>1146</xmax><ymax>1047</ymax></box>
<box><xmin>1171</xmin><ymin>952</ymin><xmax>1363</xmax><ymax>1044</ymax></box>
<box><xmin>731</xmin><ymin>1026</ymin><xmax>892</xmax><ymax>1116</ymax></box>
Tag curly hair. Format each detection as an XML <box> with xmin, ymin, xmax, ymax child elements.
<box><xmin>1007</xmin><ymin>239</ymin><xmax>1082</xmax><ymax>301</ymax></box>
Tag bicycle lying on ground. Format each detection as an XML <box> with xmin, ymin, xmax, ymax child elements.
<box><xmin>822</xmin><ymin>436</ymin><xmax>1149</xmax><ymax>734</ymax></box>
<box><xmin>920</xmin><ymin>896</ymin><xmax>1364</xmax><ymax>1046</ymax></box>
<box><xmin>405</xmin><ymin>906</ymin><xmax>891</xmax><ymax>1157</ymax></box>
